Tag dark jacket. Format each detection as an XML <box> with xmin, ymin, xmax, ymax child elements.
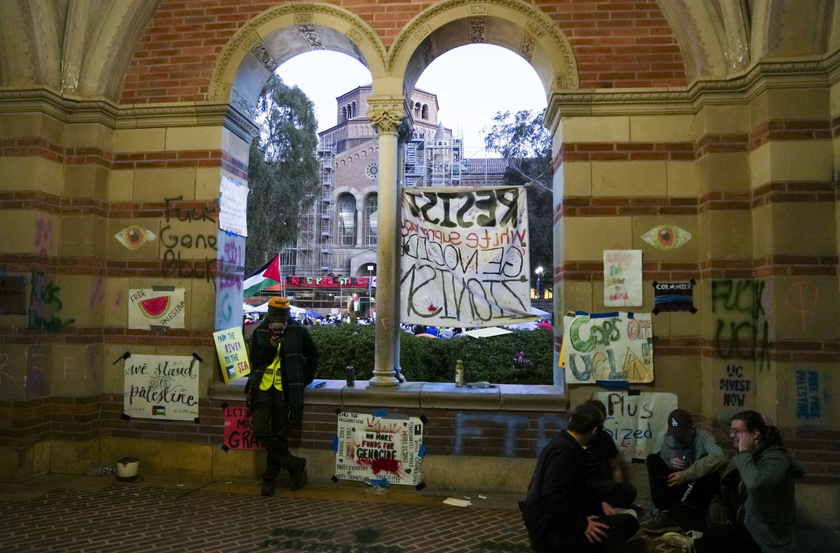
<box><xmin>247</xmin><ymin>319</ymin><xmax>318</xmax><ymax>419</ymax></box>
<box><xmin>522</xmin><ymin>430</ymin><xmax>590</xmax><ymax>552</ymax></box>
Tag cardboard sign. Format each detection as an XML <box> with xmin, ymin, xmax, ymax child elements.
<box><xmin>563</xmin><ymin>311</ymin><xmax>654</xmax><ymax>384</ymax></box>
<box><xmin>212</xmin><ymin>326</ymin><xmax>251</xmax><ymax>383</ymax></box>
<box><xmin>223</xmin><ymin>405</ymin><xmax>259</xmax><ymax>450</ymax></box>
<box><xmin>335</xmin><ymin>412</ymin><xmax>424</xmax><ymax>486</ymax></box>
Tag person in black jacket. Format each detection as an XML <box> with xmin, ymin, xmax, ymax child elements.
<box><xmin>522</xmin><ymin>403</ymin><xmax>640</xmax><ymax>552</ymax></box>
<box><xmin>247</xmin><ymin>297</ymin><xmax>318</xmax><ymax>496</ymax></box>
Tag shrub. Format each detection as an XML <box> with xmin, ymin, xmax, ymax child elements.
<box><xmin>308</xmin><ymin>325</ymin><xmax>554</xmax><ymax>385</ymax></box>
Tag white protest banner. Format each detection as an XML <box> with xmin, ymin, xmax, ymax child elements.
<box><xmin>592</xmin><ymin>391</ymin><xmax>677</xmax><ymax>461</ymax></box>
<box><xmin>219</xmin><ymin>176</ymin><xmax>249</xmax><ymax>237</ymax></box>
<box><xmin>128</xmin><ymin>288</ymin><xmax>185</xmax><ymax>330</ymax></box>
<box><xmin>604</xmin><ymin>250</ymin><xmax>643</xmax><ymax>306</ymax></box>
<box><xmin>123</xmin><ymin>354</ymin><xmax>199</xmax><ymax>421</ymax></box>
<box><xmin>212</xmin><ymin>326</ymin><xmax>250</xmax><ymax>383</ymax></box>
<box><xmin>335</xmin><ymin>412</ymin><xmax>424</xmax><ymax>486</ymax></box>
<box><xmin>400</xmin><ymin>186</ymin><xmax>533</xmax><ymax>327</ymax></box>
<box><xmin>563</xmin><ymin>311</ymin><xmax>654</xmax><ymax>384</ymax></box>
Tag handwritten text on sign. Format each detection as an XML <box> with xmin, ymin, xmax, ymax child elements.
<box><xmin>563</xmin><ymin>312</ymin><xmax>654</xmax><ymax>383</ymax></box>
<box><xmin>400</xmin><ymin>186</ymin><xmax>533</xmax><ymax>327</ymax></box>
<box><xmin>212</xmin><ymin>326</ymin><xmax>251</xmax><ymax>383</ymax></box>
<box><xmin>593</xmin><ymin>391</ymin><xmax>677</xmax><ymax>461</ymax></box>
<box><xmin>223</xmin><ymin>406</ymin><xmax>259</xmax><ymax>450</ymax></box>
<box><xmin>335</xmin><ymin>412</ymin><xmax>424</xmax><ymax>486</ymax></box>
<box><xmin>123</xmin><ymin>354</ymin><xmax>199</xmax><ymax>420</ymax></box>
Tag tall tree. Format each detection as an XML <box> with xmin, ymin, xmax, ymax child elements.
<box><xmin>246</xmin><ymin>75</ymin><xmax>320</xmax><ymax>275</ymax></box>
<box><xmin>483</xmin><ymin>109</ymin><xmax>554</xmax><ymax>291</ymax></box>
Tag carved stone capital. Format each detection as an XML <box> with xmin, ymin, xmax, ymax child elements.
<box><xmin>366</xmin><ymin>97</ymin><xmax>406</xmax><ymax>135</ymax></box>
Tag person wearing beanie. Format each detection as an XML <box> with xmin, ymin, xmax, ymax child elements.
<box><xmin>246</xmin><ymin>296</ymin><xmax>318</xmax><ymax>496</ymax></box>
<box><xmin>521</xmin><ymin>403</ymin><xmax>641</xmax><ymax>552</ymax></box>
<box><xmin>642</xmin><ymin>408</ymin><xmax>726</xmax><ymax>535</ymax></box>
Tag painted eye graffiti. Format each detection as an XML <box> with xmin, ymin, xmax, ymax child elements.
<box><xmin>642</xmin><ymin>224</ymin><xmax>692</xmax><ymax>250</ymax></box>
<box><xmin>115</xmin><ymin>225</ymin><xmax>157</xmax><ymax>250</ymax></box>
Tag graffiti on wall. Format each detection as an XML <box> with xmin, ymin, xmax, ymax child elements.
<box><xmin>215</xmin><ymin>231</ymin><xmax>244</xmax><ymax>330</ymax></box>
<box><xmin>711</xmin><ymin>279</ymin><xmax>770</xmax><ymax>370</ymax></box>
<box><xmin>720</xmin><ymin>364</ymin><xmax>752</xmax><ymax>408</ymax></box>
<box><xmin>161</xmin><ymin>195</ymin><xmax>218</xmax><ymax>281</ymax></box>
<box><xmin>454</xmin><ymin>412</ymin><xmax>567</xmax><ymax>457</ymax></box>
<box><xmin>795</xmin><ymin>369</ymin><xmax>821</xmax><ymax>420</ymax></box>
<box><xmin>783</xmin><ymin>280</ymin><xmax>820</xmax><ymax>332</ymax></box>
<box><xmin>28</xmin><ymin>271</ymin><xmax>75</xmax><ymax>332</ymax></box>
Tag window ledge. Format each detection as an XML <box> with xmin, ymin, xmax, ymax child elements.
<box><xmin>209</xmin><ymin>380</ymin><xmax>567</xmax><ymax>412</ymax></box>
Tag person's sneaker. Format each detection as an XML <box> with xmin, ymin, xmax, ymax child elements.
<box><xmin>288</xmin><ymin>457</ymin><xmax>307</xmax><ymax>491</ymax></box>
<box><xmin>641</xmin><ymin>513</ymin><xmax>680</xmax><ymax>535</ymax></box>
<box><xmin>260</xmin><ymin>479</ymin><xmax>276</xmax><ymax>497</ymax></box>
<box><xmin>662</xmin><ymin>530</ymin><xmax>702</xmax><ymax>552</ymax></box>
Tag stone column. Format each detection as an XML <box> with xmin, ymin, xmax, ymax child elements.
<box><xmin>366</xmin><ymin>97</ymin><xmax>405</xmax><ymax>386</ymax></box>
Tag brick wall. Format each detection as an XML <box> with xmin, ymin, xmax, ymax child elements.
<box><xmin>3</xmin><ymin>394</ymin><xmax>837</xmax><ymax>486</ymax></box>
<box><xmin>119</xmin><ymin>0</ymin><xmax>686</xmax><ymax>104</ymax></box>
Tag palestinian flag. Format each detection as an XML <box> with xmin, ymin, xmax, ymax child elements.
<box><xmin>244</xmin><ymin>255</ymin><xmax>282</xmax><ymax>298</ymax></box>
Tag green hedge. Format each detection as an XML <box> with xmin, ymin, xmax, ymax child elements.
<box><xmin>307</xmin><ymin>324</ymin><xmax>554</xmax><ymax>385</ymax></box>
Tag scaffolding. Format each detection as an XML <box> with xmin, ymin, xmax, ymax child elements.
<box><xmin>281</xmin><ymin>137</ymin><xmax>336</xmax><ymax>277</ymax></box>
<box><xmin>403</xmin><ymin>130</ymin><xmax>466</xmax><ymax>188</ymax></box>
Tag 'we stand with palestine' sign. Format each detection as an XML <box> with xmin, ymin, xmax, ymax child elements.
<box><xmin>400</xmin><ymin>186</ymin><xmax>534</xmax><ymax>327</ymax></box>
<box><xmin>123</xmin><ymin>354</ymin><xmax>199</xmax><ymax>421</ymax></box>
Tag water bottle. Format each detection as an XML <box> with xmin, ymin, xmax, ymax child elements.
<box><xmin>455</xmin><ymin>359</ymin><xmax>465</xmax><ymax>387</ymax></box>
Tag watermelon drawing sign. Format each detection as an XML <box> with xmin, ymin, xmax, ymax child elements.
<box><xmin>128</xmin><ymin>288</ymin><xmax>186</xmax><ymax>329</ymax></box>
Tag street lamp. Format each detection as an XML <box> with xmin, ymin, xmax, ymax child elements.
<box><xmin>366</xmin><ymin>264</ymin><xmax>374</xmax><ymax>297</ymax></box>
<box><xmin>535</xmin><ymin>266</ymin><xmax>544</xmax><ymax>300</ymax></box>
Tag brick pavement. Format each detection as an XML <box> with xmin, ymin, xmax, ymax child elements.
<box><xmin>0</xmin><ymin>476</ymin><xmax>720</xmax><ymax>553</ymax></box>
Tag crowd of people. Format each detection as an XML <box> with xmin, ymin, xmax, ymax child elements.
<box><xmin>521</xmin><ymin>403</ymin><xmax>805</xmax><ymax>553</ymax></box>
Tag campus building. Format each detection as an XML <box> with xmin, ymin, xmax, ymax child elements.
<box><xmin>0</xmin><ymin>0</ymin><xmax>837</xmax><ymax>530</ymax></box>
<box><xmin>280</xmin><ymin>85</ymin><xmax>507</xmax><ymax>312</ymax></box>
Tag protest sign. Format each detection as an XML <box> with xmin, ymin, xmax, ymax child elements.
<box><xmin>212</xmin><ymin>326</ymin><xmax>250</xmax><ymax>383</ymax></box>
<box><xmin>592</xmin><ymin>391</ymin><xmax>677</xmax><ymax>461</ymax></box>
<box><xmin>563</xmin><ymin>311</ymin><xmax>654</xmax><ymax>384</ymax></box>
<box><xmin>604</xmin><ymin>250</ymin><xmax>642</xmax><ymax>306</ymax></box>
<box><xmin>223</xmin><ymin>405</ymin><xmax>259</xmax><ymax>450</ymax></box>
<box><xmin>123</xmin><ymin>354</ymin><xmax>199</xmax><ymax>420</ymax></box>
<box><xmin>335</xmin><ymin>412</ymin><xmax>424</xmax><ymax>486</ymax></box>
<box><xmin>128</xmin><ymin>288</ymin><xmax>185</xmax><ymax>329</ymax></box>
<box><xmin>400</xmin><ymin>186</ymin><xmax>534</xmax><ymax>327</ymax></box>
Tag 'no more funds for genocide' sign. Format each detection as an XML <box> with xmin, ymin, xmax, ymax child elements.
<box><xmin>335</xmin><ymin>412</ymin><xmax>424</xmax><ymax>486</ymax></box>
<box><xmin>400</xmin><ymin>186</ymin><xmax>535</xmax><ymax>327</ymax></box>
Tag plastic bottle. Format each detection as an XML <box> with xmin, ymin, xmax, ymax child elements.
<box><xmin>455</xmin><ymin>359</ymin><xmax>465</xmax><ymax>387</ymax></box>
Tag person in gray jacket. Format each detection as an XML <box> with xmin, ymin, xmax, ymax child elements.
<box><xmin>664</xmin><ymin>410</ymin><xmax>805</xmax><ymax>553</ymax></box>
<box><xmin>642</xmin><ymin>409</ymin><xmax>726</xmax><ymax>534</ymax></box>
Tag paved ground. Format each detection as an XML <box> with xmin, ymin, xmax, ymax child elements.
<box><xmin>0</xmin><ymin>475</ymin><xmax>836</xmax><ymax>552</ymax></box>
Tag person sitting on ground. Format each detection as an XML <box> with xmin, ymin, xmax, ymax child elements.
<box><xmin>521</xmin><ymin>403</ymin><xmax>640</xmax><ymax>552</ymax></box>
<box><xmin>642</xmin><ymin>408</ymin><xmax>726</xmax><ymax>535</ymax></box>
<box><xmin>582</xmin><ymin>399</ymin><xmax>638</xmax><ymax>515</ymax></box>
<box><xmin>663</xmin><ymin>410</ymin><xmax>806</xmax><ymax>553</ymax></box>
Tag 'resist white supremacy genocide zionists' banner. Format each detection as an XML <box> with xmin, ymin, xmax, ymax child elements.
<box><xmin>399</xmin><ymin>186</ymin><xmax>534</xmax><ymax>327</ymax></box>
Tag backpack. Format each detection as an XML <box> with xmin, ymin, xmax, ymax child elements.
<box><xmin>706</xmin><ymin>462</ymin><xmax>746</xmax><ymax>528</ymax></box>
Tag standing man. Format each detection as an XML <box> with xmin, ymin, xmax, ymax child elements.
<box><xmin>247</xmin><ymin>297</ymin><xmax>318</xmax><ymax>496</ymax></box>
<box><xmin>522</xmin><ymin>403</ymin><xmax>640</xmax><ymax>552</ymax></box>
<box><xmin>643</xmin><ymin>408</ymin><xmax>726</xmax><ymax>534</ymax></box>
